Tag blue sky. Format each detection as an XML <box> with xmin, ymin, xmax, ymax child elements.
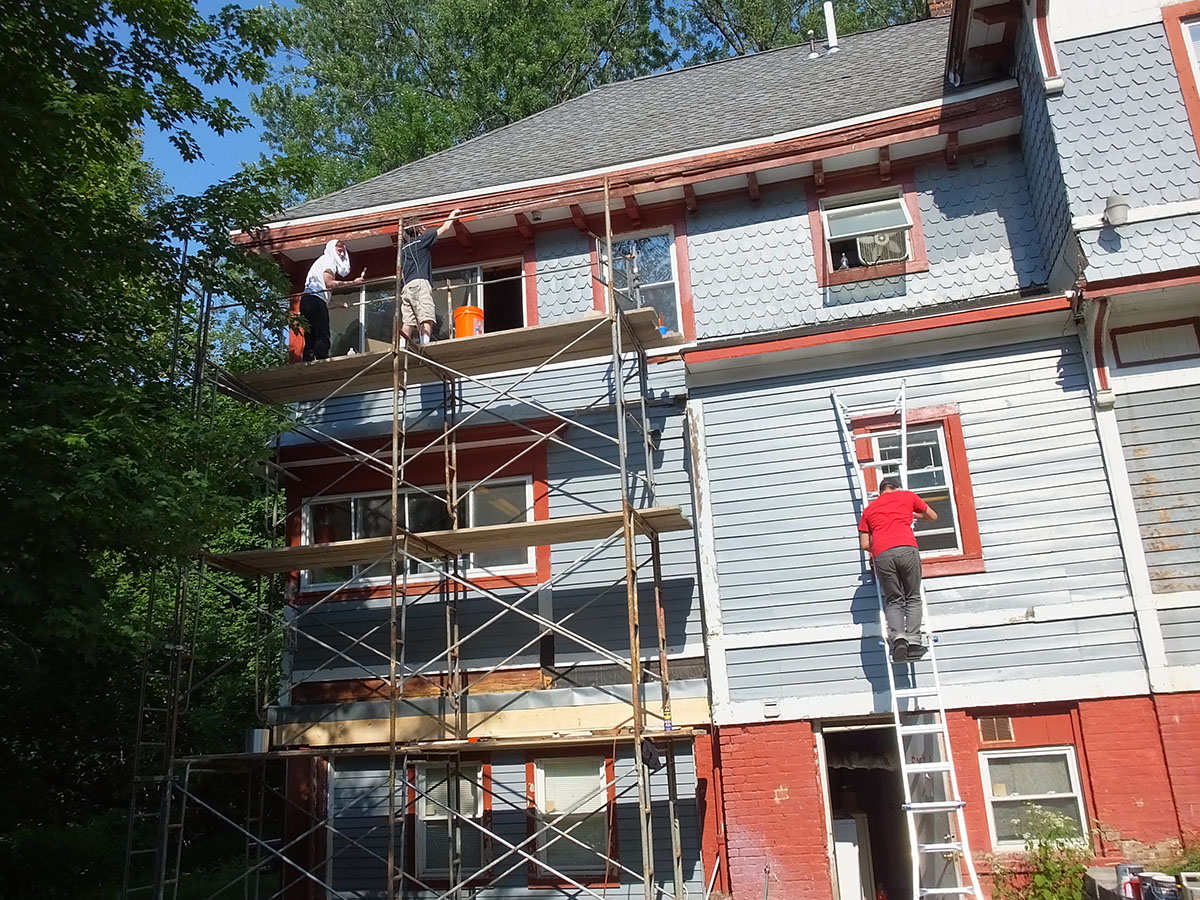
<box><xmin>140</xmin><ymin>0</ymin><xmax>288</xmax><ymax>194</ymax></box>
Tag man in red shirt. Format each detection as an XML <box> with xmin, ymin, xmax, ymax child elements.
<box><xmin>858</xmin><ymin>477</ymin><xmax>939</xmax><ymax>663</ymax></box>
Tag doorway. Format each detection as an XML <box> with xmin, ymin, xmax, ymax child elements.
<box><xmin>823</xmin><ymin>725</ymin><xmax>911</xmax><ymax>900</ymax></box>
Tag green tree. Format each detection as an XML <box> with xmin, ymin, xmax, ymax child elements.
<box><xmin>659</xmin><ymin>0</ymin><xmax>931</xmax><ymax>61</ymax></box>
<box><xmin>254</xmin><ymin>0</ymin><xmax>674</xmax><ymax>196</ymax></box>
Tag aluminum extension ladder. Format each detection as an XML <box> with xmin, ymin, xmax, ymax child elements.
<box><xmin>831</xmin><ymin>382</ymin><xmax>982</xmax><ymax>900</ymax></box>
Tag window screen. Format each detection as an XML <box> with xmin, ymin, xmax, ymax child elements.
<box><xmin>535</xmin><ymin>757</ymin><xmax>608</xmax><ymax>874</ymax></box>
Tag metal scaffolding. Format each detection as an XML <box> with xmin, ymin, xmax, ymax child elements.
<box><xmin>123</xmin><ymin>183</ymin><xmax>694</xmax><ymax>900</ymax></box>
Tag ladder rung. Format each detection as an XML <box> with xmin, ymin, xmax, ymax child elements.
<box><xmin>906</xmin><ymin>800</ymin><xmax>965</xmax><ymax>812</ymax></box>
<box><xmin>898</xmin><ymin>723</ymin><xmax>947</xmax><ymax>735</ymax></box>
<box><xmin>906</xmin><ymin>761</ymin><xmax>952</xmax><ymax>774</ymax></box>
<box><xmin>919</xmin><ymin>842</ymin><xmax>964</xmax><ymax>854</ymax></box>
<box><xmin>920</xmin><ymin>889</ymin><xmax>977</xmax><ymax>897</ymax></box>
<box><xmin>894</xmin><ymin>686</ymin><xmax>939</xmax><ymax>699</ymax></box>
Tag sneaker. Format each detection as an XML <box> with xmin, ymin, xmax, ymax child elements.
<box><xmin>891</xmin><ymin>639</ymin><xmax>908</xmax><ymax>664</ymax></box>
<box><xmin>419</xmin><ymin>333</ymin><xmax>431</xmax><ymax>346</ymax></box>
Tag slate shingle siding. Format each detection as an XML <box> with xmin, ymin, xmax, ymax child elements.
<box><xmin>1051</xmin><ymin>23</ymin><xmax>1200</xmax><ymax>213</ymax></box>
<box><xmin>686</xmin><ymin>147</ymin><xmax>1046</xmax><ymax>341</ymax></box>
<box><xmin>1079</xmin><ymin>212</ymin><xmax>1200</xmax><ymax>281</ymax></box>
<box><xmin>278</xmin><ymin>17</ymin><xmax>955</xmax><ymax>222</ymax></box>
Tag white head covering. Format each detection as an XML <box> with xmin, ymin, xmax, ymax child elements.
<box><xmin>304</xmin><ymin>239</ymin><xmax>351</xmax><ymax>302</ymax></box>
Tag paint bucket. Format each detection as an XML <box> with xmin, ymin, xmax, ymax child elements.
<box><xmin>1139</xmin><ymin>874</ymin><xmax>1180</xmax><ymax>900</ymax></box>
<box><xmin>454</xmin><ymin>304</ymin><xmax>485</xmax><ymax>338</ymax></box>
<box><xmin>1117</xmin><ymin>864</ymin><xmax>1145</xmax><ymax>899</ymax></box>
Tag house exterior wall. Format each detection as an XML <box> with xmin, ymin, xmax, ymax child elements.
<box><xmin>693</xmin><ymin>331</ymin><xmax>1144</xmax><ymax>722</ymax></box>
<box><xmin>327</xmin><ymin>744</ymin><xmax>704</xmax><ymax>900</ymax></box>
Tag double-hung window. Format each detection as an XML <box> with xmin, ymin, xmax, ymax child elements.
<box><xmin>533</xmin><ymin>757</ymin><xmax>610</xmax><ymax>875</ymax></box>
<box><xmin>600</xmin><ymin>230</ymin><xmax>682</xmax><ymax>335</ymax></box>
<box><xmin>981</xmin><ymin>747</ymin><xmax>1088</xmax><ymax>850</ymax></box>
<box><xmin>303</xmin><ymin>478</ymin><xmax>534</xmax><ymax>588</ymax></box>
<box><xmin>872</xmin><ymin>425</ymin><xmax>962</xmax><ymax>555</ymax></box>
<box><xmin>820</xmin><ymin>190</ymin><xmax>914</xmax><ymax>273</ymax></box>
<box><xmin>416</xmin><ymin>762</ymin><xmax>484</xmax><ymax>878</ymax></box>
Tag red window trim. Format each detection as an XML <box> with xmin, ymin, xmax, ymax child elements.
<box><xmin>404</xmin><ymin>756</ymin><xmax>496</xmax><ymax>887</ymax></box>
<box><xmin>1109</xmin><ymin>316</ymin><xmax>1200</xmax><ymax>368</ymax></box>
<box><xmin>285</xmin><ymin>421</ymin><xmax>553</xmax><ymax>601</ymax></box>
<box><xmin>587</xmin><ymin>208</ymin><xmax>697</xmax><ymax>343</ymax></box>
<box><xmin>1164</xmin><ymin>2</ymin><xmax>1200</xmax><ymax>159</ymax></box>
<box><xmin>808</xmin><ymin>171</ymin><xmax>931</xmax><ymax>288</ymax></box>
<box><xmin>852</xmin><ymin>403</ymin><xmax>984</xmax><ymax>578</ymax></box>
<box><xmin>524</xmin><ymin>751</ymin><xmax>620</xmax><ymax>888</ymax></box>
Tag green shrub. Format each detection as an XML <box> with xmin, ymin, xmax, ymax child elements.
<box><xmin>987</xmin><ymin>806</ymin><xmax>1092</xmax><ymax>900</ymax></box>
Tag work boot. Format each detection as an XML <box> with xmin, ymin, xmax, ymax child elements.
<box><xmin>908</xmin><ymin>643</ymin><xmax>928</xmax><ymax>660</ymax></box>
<box><xmin>891</xmin><ymin>639</ymin><xmax>908</xmax><ymax>663</ymax></box>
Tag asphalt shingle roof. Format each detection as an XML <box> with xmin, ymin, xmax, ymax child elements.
<box><xmin>278</xmin><ymin>16</ymin><xmax>953</xmax><ymax>223</ymax></box>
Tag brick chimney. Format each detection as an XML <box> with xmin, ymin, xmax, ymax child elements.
<box><xmin>928</xmin><ymin>0</ymin><xmax>953</xmax><ymax>15</ymax></box>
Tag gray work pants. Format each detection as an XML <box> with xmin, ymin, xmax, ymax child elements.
<box><xmin>875</xmin><ymin>545</ymin><xmax>923</xmax><ymax>645</ymax></box>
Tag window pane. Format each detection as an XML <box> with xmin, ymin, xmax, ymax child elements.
<box><xmin>328</xmin><ymin>289</ymin><xmax>362</xmax><ymax>357</ymax></box>
<box><xmin>992</xmin><ymin>797</ymin><xmax>1084</xmax><ymax>844</ymax></box>
<box><xmin>639</xmin><ymin>283</ymin><xmax>681</xmax><ymax>335</ymax></box>
<box><xmin>606</xmin><ymin>234</ymin><xmax>678</xmax><ymax>331</ymax></box>
<box><xmin>363</xmin><ymin>286</ymin><xmax>395</xmax><ymax>350</ymax></box>
<box><xmin>358</xmin><ymin>496</ymin><xmax>392</xmax><ymax>538</ymax></box>
<box><xmin>408</xmin><ymin>491</ymin><xmax>454</xmax><ymax>575</ymax></box>
<box><xmin>309</xmin><ymin>499</ymin><xmax>353</xmax><ymax>584</ymax></box>
<box><xmin>419</xmin><ymin>764</ymin><xmax>483</xmax><ymax>876</ymax></box>
<box><xmin>544</xmin><ymin>813</ymin><xmax>606</xmax><ymax>872</ymax></box>
<box><xmin>420</xmin><ymin>764</ymin><xmax>481</xmax><ymax>820</ymax></box>
<box><xmin>539</xmin><ymin>758</ymin><xmax>605</xmax><ymax>814</ymax></box>
<box><xmin>1189</xmin><ymin>20</ymin><xmax>1200</xmax><ymax>63</ymax></box>
<box><xmin>825</xmin><ymin>197</ymin><xmax>911</xmax><ymax>240</ymax></box>
<box><xmin>989</xmin><ymin>754</ymin><xmax>1073</xmax><ymax>797</ymax></box>
<box><xmin>630</xmin><ymin>233</ymin><xmax>674</xmax><ymax>285</ymax></box>
<box><xmin>915</xmin><ymin>492</ymin><xmax>959</xmax><ymax>552</ymax></box>
<box><xmin>472</xmin><ymin>482</ymin><xmax>530</xmax><ymax>569</ymax></box>
<box><xmin>538</xmin><ymin>757</ymin><xmax>607</xmax><ymax>874</ymax></box>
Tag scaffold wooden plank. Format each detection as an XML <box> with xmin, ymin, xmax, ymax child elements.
<box><xmin>221</xmin><ymin>308</ymin><xmax>679</xmax><ymax>405</ymax></box>
<box><xmin>206</xmin><ymin>505</ymin><xmax>690</xmax><ymax>577</ymax></box>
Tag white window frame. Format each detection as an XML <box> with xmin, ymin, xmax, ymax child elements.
<box><xmin>598</xmin><ymin>227</ymin><xmax>682</xmax><ymax>332</ymax></box>
<box><xmin>979</xmin><ymin>746</ymin><xmax>1088</xmax><ymax>851</ymax></box>
<box><xmin>819</xmin><ymin>188</ymin><xmax>914</xmax><ymax>269</ymax></box>
<box><xmin>872</xmin><ymin>424</ymin><xmax>963</xmax><ymax>558</ymax></box>
<box><xmin>415</xmin><ymin>761</ymin><xmax>485</xmax><ymax>879</ymax></box>
<box><xmin>300</xmin><ymin>476</ymin><xmax>536</xmax><ymax>590</ymax></box>
<box><xmin>532</xmin><ymin>756</ymin><xmax>609</xmax><ymax>873</ymax></box>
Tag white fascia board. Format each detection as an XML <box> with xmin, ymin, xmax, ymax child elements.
<box><xmin>1073</xmin><ymin>198</ymin><xmax>1200</xmax><ymax>232</ymax></box>
<box><xmin>1049</xmin><ymin>1</ymin><xmax>1168</xmax><ymax>44</ymax></box>
<box><xmin>721</xmin><ymin>595</ymin><xmax>1137</xmax><ymax>651</ymax></box>
<box><xmin>1154</xmin><ymin>590</ymin><xmax>1200</xmax><ymax>611</ymax></box>
<box><xmin>717</xmin><ymin>669</ymin><xmax>1152</xmax><ymax>726</ymax></box>
<box><xmin>260</xmin><ymin>80</ymin><xmax>1019</xmax><ymax>233</ymax></box>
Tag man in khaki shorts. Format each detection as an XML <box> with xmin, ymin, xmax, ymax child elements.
<box><xmin>400</xmin><ymin>208</ymin><xmax>461</xmax><ymax>345</ymax></box>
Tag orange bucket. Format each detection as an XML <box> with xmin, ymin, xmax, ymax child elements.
<box><xmin>454</xmin><ymin>305</ymin><xmax>485</xmax><ymax>338</ymax></box>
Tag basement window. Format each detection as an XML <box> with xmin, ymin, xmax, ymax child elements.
<box><xmin>981</xmin><ymin>747</ymin><xmax>1088</xmax><ymax>850</ymax></box>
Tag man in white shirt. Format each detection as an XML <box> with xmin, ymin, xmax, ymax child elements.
<box><xmin>300</xmin><ymin>239</ymin><xmax>367</xmax><ymax>361</ymax></box>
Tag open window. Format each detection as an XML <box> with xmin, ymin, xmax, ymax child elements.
<box><xmin>530</xmin><ymin>756</ymin><xmax>614</xmax><ymax>881</ymax></box>
<box><xmin>599</xmin><ymin>229</ymin><xmax>682</xmax><ymax>335</ymax></box>
<box><xmin>980</xmin><ymin>747</ymin><xmax>1089</xmax><ymax>851</ymax></box>
<box><xmin>810</xmin><ymin>180</ymin><xmax>929</xmax><ymax>287</ymax></box>
<box><xmin>302</xmin><ymin>477</ymin><xmax>535</xmax><ymax>589</ymax></box>
<box><xmin>853</xmin><ymin>406</ymin><xmax>983</xmax><ymax>576</ymax></box>
<box><xmin>428</xmin><ymin>261</ymin><xmax>526</xmax><ymax>341</ymax></box>
<box><xmin>415</xmin><ymin>762</ymin><xmax>486</xmax><ymax>878</ymax></box>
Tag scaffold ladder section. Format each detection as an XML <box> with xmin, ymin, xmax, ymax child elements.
<box><xmin>831</xmin><ymin>382</ymin><xmax>982</xmax><ymax>900</ymax></box>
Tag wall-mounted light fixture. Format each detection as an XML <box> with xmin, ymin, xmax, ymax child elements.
<box><xmin>1103</xmin><ymin>193</ymin><xmax>1131</xmax><ymax>226</ymax></box>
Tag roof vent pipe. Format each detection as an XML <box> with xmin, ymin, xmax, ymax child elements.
<box><xmin>824</xmin><ymin>2</ymin><xmax>840</xmax><ymax>53</ymax></box>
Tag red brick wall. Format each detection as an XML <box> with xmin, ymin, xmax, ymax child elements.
<box><xmin>718</xmin><ymin>721</ymin><xmax>833</xmax><ymax>900</ymax></box>
<box><xmin>1078</xmin><ymin>696</ymin><xmax>1182</xmax><ymax>860</ymax></box>
<box><xmin>1155</xmin><ymin>692</ymin><xmax>1200</xmax><ymax>843</ymax></box>
<box><xmin>928</xmin><ymin>0</ymin><xmax>953</xmax><ymax>15</ymax></box>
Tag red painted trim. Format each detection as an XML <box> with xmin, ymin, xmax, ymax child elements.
<box><xmin>673</xmin><ymin>211</ymin><xmax>697</xmax><ymax>343</ymax></box>
<box><xmin>523</xmin><ymin>245</ymin><xmax>540</xmax><ymax>326</ymax></box>
<box><xmin>589</xmin><ymin>242</ymin><xmax>605</xmax><ymax>312</ymax></box>
<box><xmin>1069</xmin><ymin>706</ymin><xmax>1104</xmax><ymax>857</ymax></box>
<box><xmin>1164</xmin><ymin>2</ymin><xmax>1200</xmax><ymax>159</ymax></box>
<box><xmin>1035</xmin><ymin>0</ymin><xmax>1060</xmax><ymax>78</ymax></box>
<box><xmin>853</xmin><ymin>405</ymin><xmax>984</xmax><ymax>579</ymax></box>
<box><xmin>1087</xmin><ymin>266</ymin><xmax>1200</xmax><ymax>295</ymax></box>
<box><xmin>1110</xmin><ymin>316</ymin><xmax>1200</xmax><ymax>368</ymax></box>
<box><xmin>1093</xmin><ymin>297</ymin><xmax>1112</xmax><ymax>391</ymax></box>
<box><xmin>687</xmin><ymin>295</ymin><xmax>1072</xmax><ymax>365</ymax></box>
<box><xmin>809</xmin><ymin>171</ymin><xmax>930</xmax><ymax>288</ymax></box>
<box><xmin>283</xmin><ymin>756</ymin><xmax>329</xmax><ymax>900</ymax></box>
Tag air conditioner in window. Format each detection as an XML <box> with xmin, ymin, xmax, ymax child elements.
<box><xmin>857</xmin><ymin>229</ymin><xmax>909</xmax><ymax>265</ymax></box>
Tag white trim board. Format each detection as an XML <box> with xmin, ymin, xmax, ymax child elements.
<box><xmin>717</xmin><ymin>669</ymin><xmax>1152</xmax><ymax>725</ymax></box>
<box><xmin>260</xmin><ymin>81</ymin><xmax>1019</xmax><ymax>232</ymax></box>
<box><xmin>721</xmin><ymin>596</ymin><xmax>1136</xmax><ymax>652</ymax></box>
<box><xmin>1049</xmin><ymin>0</ymin><xmax>1170</xmax><ymax>43</ymax></box>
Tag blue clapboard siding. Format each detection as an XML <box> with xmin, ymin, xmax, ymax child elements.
<box><xmin>696</xmin><ymin>336</ymin><xmax>1142</xmax><ymax>702</ymax></box>
<box><xmin>282</xmin><ymin>355</ymin><xmax>687</xmax><ymax>446</ymax></box>
<box><xmin>1159</xmin><ymin>606</ymin><xmax>1200</xmax><ymax>668</ymax></box>
<box><xmin>1115</xmin><ymin>383</ymin><xmax>1200</xmax><ymax>595</ymax></box>
<box><xmin>287</xmin><ymin>407</ymin><xmax>703</xmax><ymax>686</ymax></box>
<box><xmin>328</xmin><ymin>744</ymin><xmax>703</xmax><ymax>900</ymax></box>
<box><xmin>686</xmin><ymin>147</ymin><xmax>1047</xmax><ymax>342</ymax></box>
